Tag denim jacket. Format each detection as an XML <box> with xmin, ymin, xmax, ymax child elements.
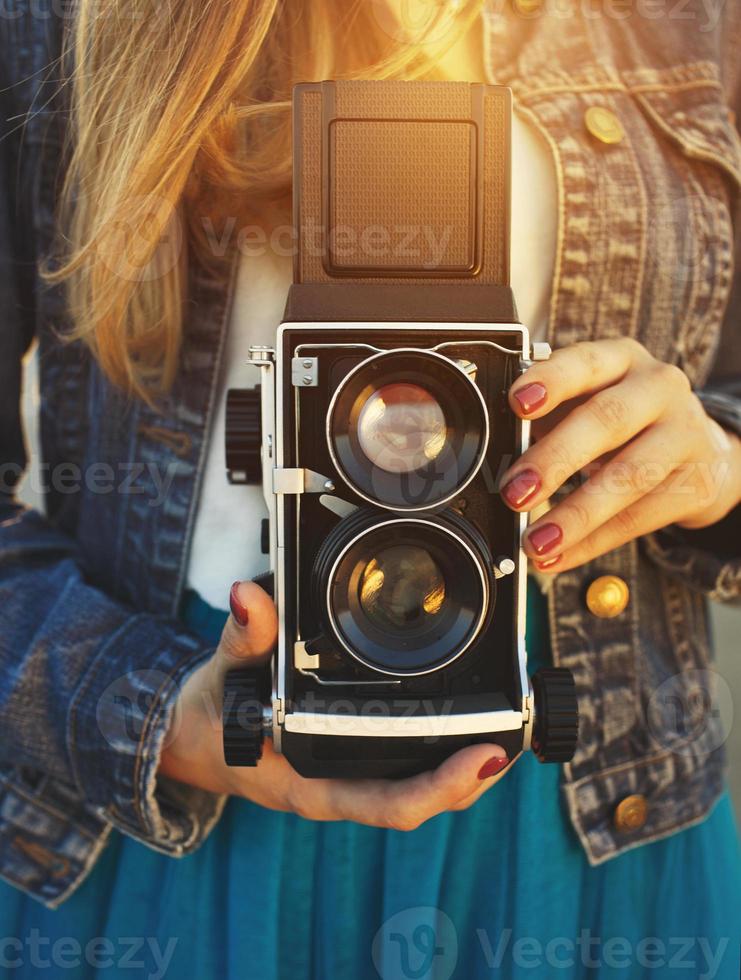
<box><xmin>1</xmin><ymin>0</ymin><xmax>740</xmax><ymax>907</ymax></box>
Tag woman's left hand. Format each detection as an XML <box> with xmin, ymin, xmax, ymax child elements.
<box><xmin>500</xmin><ymin>338</ymin><xmax>741</xmax><ymax>573</ymax></box>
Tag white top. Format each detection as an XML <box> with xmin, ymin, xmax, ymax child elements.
<box><xmin>186</xmin><ymin>111</ymin><xmax>558</xmax><ymax>610</ymax></box>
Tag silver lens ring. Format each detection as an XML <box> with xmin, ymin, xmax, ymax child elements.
<box><xmin>326</xmin><ymin>348</ymin><xmax>490</xmax><ymax>512</ymax></box>
<box><xmin>314</xmin><ymin>508</ymin><xmax>494</xmax><ymax>677</ymax></box>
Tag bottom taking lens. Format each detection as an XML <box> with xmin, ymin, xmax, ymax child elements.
<box><xmin>359</xmin><ymin>546</ymin><xmax>446</xmax><ymax>632</ymax></box>
<box><xmin>314</xmin><ymin>508</ymin><xmax>494</xmax><ymax>675</ymax></box>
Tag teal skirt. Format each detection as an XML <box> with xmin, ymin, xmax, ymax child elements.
<box><xmin>1</xmin><ymin>581</ymin><xmax>739</xmax><ymax>980</ymax></box>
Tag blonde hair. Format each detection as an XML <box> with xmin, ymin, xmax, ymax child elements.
<box><xmin>47</xmin><ymin>0</ymin><xmax>481</xmax><ymax>401</ymax></box>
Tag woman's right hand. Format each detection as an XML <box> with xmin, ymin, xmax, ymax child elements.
<box><xmin>159</xmin><ymin>581</ymin><xmax>511</xmax><ymax>831</ymax></box>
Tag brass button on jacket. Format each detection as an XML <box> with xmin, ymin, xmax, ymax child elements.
<box><xmin>614</xmin><ymin>794</ymin><xmax>649</xmax><ymax>833</ymax></box>
<box><xmin>584</xmin><ymin>105</ymin><xmax>625</xmax><ymax>145</ymax></box>
<box><xmin>586</xmin><ymin>575</ymin><xmax>630</xmax><ymax>618</ymax></box>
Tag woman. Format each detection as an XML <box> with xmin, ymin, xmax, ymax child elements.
<box><xmin>1</xmin><ymin>0</ymin><xmax>740</xmax><ymax>977</ymax></box>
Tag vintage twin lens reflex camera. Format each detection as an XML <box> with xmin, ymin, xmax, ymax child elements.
<box><xmin>221</xmin><ymin>80</ymin><xmax>579</xmax><ymax>779</ymax></box>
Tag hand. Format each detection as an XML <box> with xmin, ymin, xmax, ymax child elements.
<box><xmin>159</xmin><ymin>581</ymin><xmax>511</xmax><ymax>830</ymax></box>
<box><xmin>500</xmin><ymin>338</ymin><xmax>741</xmax><ymax>573</ymax></box>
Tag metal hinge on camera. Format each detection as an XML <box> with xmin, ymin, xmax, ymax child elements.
<box><xmin>520</xmin><ymin>342</ymin><xmax>552</xmax><ymax>370</ymax></box>
<box><xmin>273</xmin><ymin>468</ymin><xmax>335</xmax><ymax>494</ymax></box>
<box><xmin>249</xmin><ymin>345</ymin><xmax>275</xmax><ymax>364</ymax></box>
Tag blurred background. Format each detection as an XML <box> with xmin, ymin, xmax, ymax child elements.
<box><xmin>712</xmin><ymin>605</ymin><xmax>740</xmax><ymax>814</ymax></box>
<box><xmin>17</xmin><ymin>350</ymin><xmax>741</xmax><ymax>822</ymax></box>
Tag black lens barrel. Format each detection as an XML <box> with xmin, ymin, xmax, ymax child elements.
<box><xmin>327</xmin><ymin>349</ymin><xmax>489</xmax><ymax>511</ymax></box>
<box><xmin>312</xmin><ymin>508</ymin><xmax>495</xmax><ymax>676</ymax></box>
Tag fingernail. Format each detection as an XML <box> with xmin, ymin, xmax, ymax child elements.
<box><xmin>229</xmin><ymin>582</ymin><xmax>249</xmax><ymax>627</ymax></box>
<box><xmin>478</xmin><ymin>755</ymin><xmax>509</xmax><ymax>780</ymax></box>
<box><xmin>527</xmin><ymin>522</ymin><xmax>563</xmax><ymax>556</ymax></box>
<box><xmin>512</xmin><ymin>382</ymin><xmax>547</xmax><ymax>415</ymax></box>
<box><xmin>501</xmin><ymin>469</ymin><xmax>541</xmax><ymax>508</ymax></box>
<box><xmin>535</xmin><ymin>554</ymin><xmax>562</xmax><ymax>570</ymax></box>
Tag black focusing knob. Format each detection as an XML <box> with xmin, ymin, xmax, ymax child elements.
<box><xmin>223</xmin><ymin>669</ymin><xmax>266</xmax><ymax>766</ymax></box>
<box><xmin>225</xmin><ymin>387</ymin><xmax>262</xmax><ymax>484</ymax></box>
<box><xmin>531</xmin><ymin>667</ymin><xmax>579</xmax><ymax>764</ymax></box>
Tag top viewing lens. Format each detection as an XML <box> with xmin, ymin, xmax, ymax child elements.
<box><xmin>326</xmin><ymin>348</ymin><xmax>489</xmax><ymax>511</ymax></box>
<box><xmin>356</xmin><ymin>382</ymin><xmax>447</xmax><ymax>474</ymax></box>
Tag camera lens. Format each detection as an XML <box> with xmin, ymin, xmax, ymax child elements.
<box><xmin>313</xmin><ymin>508</ymin><xmax>494</xmax><ymax>675</ymax></box>
<box><xmin>356</xmin><ymin>383</ymin><xmax>447</xmax><ymax>474</ymax></box>
<box><xmin>359</xmin><ymin>545</ymin><xmax>446</xmax><ymax>631</ymax></box>
<box><xmin>327</xmin><ymin>349</ymin><xmax>489</xmax><ymax>511</ymax></box>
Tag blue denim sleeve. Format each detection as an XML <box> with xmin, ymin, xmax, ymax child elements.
<box><xmin>0</xmin><ymin>17</ymin><xmax>226</xmax><ymax>907</ymax></box>
<box><xmin>0</xmin><ymin>502</ymin><xmax>228</xmax><ymax>907</ymax></box>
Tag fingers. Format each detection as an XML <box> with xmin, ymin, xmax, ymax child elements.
<box><xmin>449</xmin><ymin>755</ymin><xmax>518</xmax><ymax>811</ymax></box>
<box><xmin>163</xmin><ymin>585</ymin><xmax>277</xmax><ymax>787</ymax></box>
<box><xmin>374</xmin><ymin>744</ymin><xmax>508</xmax><ymax>830</ymax></box>
<box><xmin>210</xmin><ymin>589</ymin><xmax>511</xmax><ymax>829</ymax></box>
<box><xmin>502</xmin><ymin>362</ymin><xmax>690</xmax><ymax>513</ymax></box>
<box><xmin>532</xmin><ymin>464</ymin><xmax>708</xmax><ymax>574</ymax></box>
<box><xmin>502</xmin><ymin>342</ymin><xmax>702</xmax><ymax>571</ymax></box>
<box><xmin>521</xmin><ymin>418</ymin><xmax>694</xmax><ymax>562</ymax></box>
<box><xmin>213</xmin><ymin>580</ymin><xmax>278</xmax><ymax>679</ymax></box>
<box><xmin>282</xmin><ymin>743</ymin><xmax>510</xmax><ymax>831</ymax></box>
<box><xmin>509</xmin><ymin>338</ymin><xmax>652</xmax><ymax>420</ymax></box>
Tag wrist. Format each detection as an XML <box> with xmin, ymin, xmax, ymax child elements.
<box><xmin>712</xmin><ymin>426</ymin><xmax>741</xmax><ymax>519</ymax></box>
<box><xmin>159</xmin><ymin>728</ymin><xmax>231</xmax><ymax>795</ymax></box>
<box><xmin>723</xmin><ymin>430</ymin><xmax>741</xmax><ymax>512</ymax></box>
<box><xmin>680</xmin><ymin>424</ymin><xmax>741</xmax><ymax>529</ymax></box>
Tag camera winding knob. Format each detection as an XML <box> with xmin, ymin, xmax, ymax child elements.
<box><xmin>225</xmin><ymin>388</ymin><xmax>262</xmax><ymax>485</ymax></box>
<box><xmin>531</xmin><ymin>667</ymin><xmax>579</xmax><ymax>764</ymax></box>
<box><xmin>223</xmin><ymin>669</ymin><xmax>265</xmax><ymax>767</ymax></box>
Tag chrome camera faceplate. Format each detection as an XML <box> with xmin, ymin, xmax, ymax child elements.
<box><xmin>222</xmin><ymin>321</ymin><xmax>577</xmax><ymax>778</ymax></box>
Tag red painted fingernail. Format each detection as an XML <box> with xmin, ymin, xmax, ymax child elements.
<box><xmin>527</xmin><ymin>522</ymin><xmax>563</xmax><ymax>556</ymax></box>
<box><xmin>512</xmin><ymin>382</ymin><xmax>547</xmax><ymax>415</ymax></box>
<box><xmin>501</xmin><ymin>469</ymin><xmax>541</xmax><ymax>508</ymax></box>
<box><xmin>229</xmin><ymin>582</ymin><xmax>249</xmax><ymax>627</ymax></box>
<box><xmin>478</xmin><ymin>755</ymin><xmax>509</xmax><ymax>780</ymax></box>
<box><xmin>535</xmin><ymin>554</ymin><xmax>562</xmax><ymax>570</ymax></box>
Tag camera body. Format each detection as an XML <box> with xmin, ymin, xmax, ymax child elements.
<box><xmin>221</xmin><ymin>78</ymin><xmax>577</xmax><ymax>779</ymax></box>
<box><xmin>223</xmin><ymin>321</ymin><xmax>577</xmax><ymax>778</ymax></box>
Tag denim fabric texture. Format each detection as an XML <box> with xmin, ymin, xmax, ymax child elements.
<box><xmin>0</xmin><ymin>0</ymin><xmax>740</xmax><ymax>906</ymax></box>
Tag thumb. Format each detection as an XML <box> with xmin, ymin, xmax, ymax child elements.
<box><xmin>212</xmin><ymin>580</ymin><xmax>278</xmax><ymax>681</ymax></box>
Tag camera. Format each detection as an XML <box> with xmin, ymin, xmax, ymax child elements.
<box><xmin>222</xmin><ymin>326</ymin><xmax>578</xmax><ymax>778</ymax></box>
<box><xmin>220</xmin><ymin>79</ymin><xmax>578</xmax><ymax>779</ymax></box>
